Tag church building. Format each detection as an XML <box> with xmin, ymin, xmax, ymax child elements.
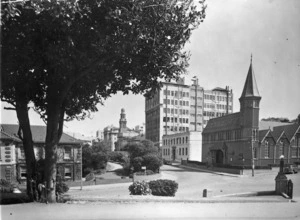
<box><xmin>202</xmin><ymin>56</ymin><xmax>300</xmax><ymax>167</ymax></box>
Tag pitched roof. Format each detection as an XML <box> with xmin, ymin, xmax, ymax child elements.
<box><xmin>0</xmin><ymin>130</ymin><xmax>21</xmax><ymax>142</ymax></box>
<box><xmin>203</xmin><ymin>112</ymin><xmax>241</xmax><ymax>133</ymax></box>
<box><xmin>240</xmin><ymin>59</ymin><xmax>260</xmax><ymax>98</ymax></box>
<box><xmin>259</xmin><ymin>129</ymin><xmax>276</xmax><ymax>143</ymax></box>
<box><xmin>0</xmin><ymin>124</ymin><xmax>81</xmax><ymax>144</ymax></box>
<box><xmin>272</xmin><ymin>123</ymin><xmax>300</xmax><ymax>141</ymax></box>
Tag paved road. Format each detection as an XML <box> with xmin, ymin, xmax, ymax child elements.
<box><xmin>67</xmin><ymin>164</ymin><xmax>300</xmax><ymax>201</ymax></box>
<box><xmin>2</xmin><ymin>202</ymin><xmax>300</xmax><ymax>220</ymax></box>
<box><xmin>2</xmin><ymin>165</ymin><xmax>300</xmax><ymax>219</ymax></box>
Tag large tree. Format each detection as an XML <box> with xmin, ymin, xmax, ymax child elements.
<box><xmin>1</xmin><ymin>0</ymin><xmax>206</xmax><ymax>203</ymax></box>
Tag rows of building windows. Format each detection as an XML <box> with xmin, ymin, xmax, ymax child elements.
<box><xmin>190</xmin><ymin>96</ymin><xmax>203</xmax><ymax>100</ymax></box>
<box><xmin>255</xmin><ymin>139</ymin><xmax>300</xmax><ymax>159</ymax></box>
<box><xmin>204</xmin><ymin>103</ymin><xmax>232</xmax><ymax>110</ymax></box>
<box><xmin>163</xmin><ymin>90</ymin><xmax>189</xmax><ymax>98</ymax></box>
<box><xmin>163</xmin><ymin>136</ymin><xmax>189</xmax><ymax>145</ymax></box>
<box><xmin>163</xmin><ymin>99</ymin><xmax>190</xmax><ymax>106</ymax></box>
<box><xmin>163</xmin><ymin>117</ymin><xmax>189</xmax><ymax>124</ymax></box>
<box><xmin>162</xmin><ymin>147</ymin><xmax>188</xmax><ymax>156</ymax></box>
<box><xmin>163</xmin><ymin>108</ymin><xmax>190</xmax><ymax>115</ymax></box>
<box><xmin>203</xmin><ymin>111</ymin><xmax>227</xmax><ymax>117</ymax></box>
<box><xmin>163</xmin><ymin>148</ymin><xmax>170</xmax><ymax>155</ymax></box>
<box><xmin>163</xmin><ymin>126</ymin><xmax>189</xmax><ymax>132</ymax></box>
<box><xmin>203</xmin><ymin>130</ymin><xmax>242</xmax><ymax>142</ymax></box>
<box><xmin>204</xmin><ymin>94</ymin><xmax>233</xmax><ymax>102</ymax></box>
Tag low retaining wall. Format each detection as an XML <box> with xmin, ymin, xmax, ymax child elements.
<box><xmin>183</xmin><ymin>163</ymin><xmax>274</xmax><ymax>175</ymax></box>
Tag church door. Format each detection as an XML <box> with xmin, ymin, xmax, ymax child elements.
<box><xmin>216</xmin><ymin>150</ymin><xmax>224</xmax><ymax>164</ymax></box>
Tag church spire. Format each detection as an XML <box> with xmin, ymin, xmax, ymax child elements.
<box><xmin>240</xmin><ymin>54</ymin><xmax>260</xmax><ymax>99</ymax></box>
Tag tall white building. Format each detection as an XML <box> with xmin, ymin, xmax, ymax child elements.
<box><xmin>145</xmin><ymin>77</ymin><xmax>234</xmax><ymax>152</ymax></box>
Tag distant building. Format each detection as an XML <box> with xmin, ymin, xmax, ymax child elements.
<box><xmin>0</xmin><ymin>124</ymin><xmax>82</xmax><ymax>182</ymax></box>
<box><xmin>95</xmin><ymin>130</ymin><xmax>104</xmax><ymax>140</ymax></box>
<box><xmin>103</xmin><ymin>108</ymin><xmax>143</xmax><ymax>151</ymax></box>
<box><xmin>202</xmin><ymin>56</ymin><xmax>300</xmax><ymax>166</ymax></box>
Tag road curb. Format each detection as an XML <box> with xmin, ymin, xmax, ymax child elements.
<box><xmin>179</xmin><ymin>165</ymin><xmax>241</xmax><ymax>177</ymax></box>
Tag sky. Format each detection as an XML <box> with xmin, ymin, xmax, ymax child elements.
<box><xmin>1</xmin><ymin>0</ymin><xmax>300</xmax><ymax>137</ymax></box>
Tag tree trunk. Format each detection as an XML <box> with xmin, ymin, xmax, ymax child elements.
<box><xmin>15</xmin><ymin>98</ymin><xmax>37</xmax><ymax>201</ymax></box>
<box><xmin>44</xmin><ymin>91</ymin><xmax>65</xmax><ymax>203</ymax></box>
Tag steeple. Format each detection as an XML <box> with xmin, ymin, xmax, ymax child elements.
<box><xmin>240</xmin><ymin>54</ymin><xmax>261</xmax><ymax>99</ymax></box>
<box><xmin>119</xmin><ymin>108</ymin><xmax>127</xmax><ymax>132</ymax></box>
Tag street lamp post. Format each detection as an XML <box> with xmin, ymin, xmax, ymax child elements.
<box><xmin>251</xmin><ymin>139</ymin><xmax>255</xmax><ymax>177</ymax></box>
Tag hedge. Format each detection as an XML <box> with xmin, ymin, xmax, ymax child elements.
<box><xmin>148</xmin><ymin>179</ymin><xmax>178</xmax><ymax>197</ymax></box>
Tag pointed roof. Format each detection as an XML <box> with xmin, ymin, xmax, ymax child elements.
<box><xmin>240</xmin><ymin>55</ymin><xmax>261</xmax><ymax>99</ymax></box>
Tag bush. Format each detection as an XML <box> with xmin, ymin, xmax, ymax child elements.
<box><xmin>128</xmin><ymin>181</ymin><xmax>151</xmax><ymax>195</ymax></box>
<box><xmin>0</xmin><ymin>179</ymin><xmax>13</xmax><ymax>193</ymax></box>
<box><xmin>145</xmin><ymin>170</ymin><xmax>154</xmax><ymax>175</ymax></box>
<box><xmin>149</xmin><ymin>179</ymin><xmax>178</xmax><ymax>197</ymax></box>
<box><xmin>56</xmin><ymin>175</ymin><xmax>69</xmax><ymax>195</ymax></box>
<box><xmin>132</xmin><ymin>157</ymin><xmax>144</xmax><ymax>172</ymax></box>
<box><xmin>142</xmin><ymin>154</ymin><xmax>162</xmax><ymax>172</ymax></box>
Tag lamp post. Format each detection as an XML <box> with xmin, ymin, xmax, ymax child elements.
<box><xmin>251</xmin><ymin>138</ymin><xmax>255</xmax><ymax>177</ymax></box>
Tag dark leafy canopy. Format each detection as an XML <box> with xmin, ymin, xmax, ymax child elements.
<box><xmin>1</xmin><ymin>0</ymin><xmax>206</xmax><ymax>120</ymax></box>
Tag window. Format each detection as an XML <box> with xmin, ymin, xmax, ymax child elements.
<box><xmin>291</xmin><ymin>146</ymin><xmax>297</xmax><ymax>158</ymax></box>
<box><xmin>264</xmin><ymin>140</ymin><xmax>270</xmax><ymax>158</ymax></box>
<box><xmin>279</xmin><ymin>140</ymin><xmax>284</xmax><ymax>156</ymax></box>
<box><xmin>64</xmin><ymin>147</ymin><xmax>71</xmax><ymax>159</ymax></box>
<box><xmin>20</xmin><ymin>147</ymin><xmax>25</xmax><ymax>159</ymax></box>
<box><xmin>64</xmin><ymin>167</ymin><xmax>72</xmax><ymax>179</ymax></box>
<box><xmin>186</xmin><ymin>148</ymin><xmax>188</xmax><ymax>155</ymax></box>
<box><xmin>179</xmin><ymin>148</ymin><xmax>181</xmax><ymax>155</ymax></box>
<box><xmin>20</xmin><ymin>166</ymin><xmax>27</xmax><ymax>179</ymax></box>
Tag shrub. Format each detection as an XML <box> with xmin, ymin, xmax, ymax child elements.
<box><xmin>132</xmin><ymin>157</ymin><xmax>144</xmax><ymax>172</ymax></box>
<box><xmin>0</xmin><ymin>179</ymin><xmax>13</xmax><ymax>193</ymax></box>
<box><xmin>56</xmin><ymin>175</ymin><xmax>69</xmax><ymax>195</ymax></box>
<box><xmin>142</xmin><ymin>154</ymin><xmax>162</xmax><ymax>172</ymax></box>
<box><xmin>149</xmin><ymin>179</ymin><xmax>178</xmax><ymax>197</ymax></box>
<box><xmin>145</xmin><ymin>170</ymin><xmax>154</xmax><ymax>175</ymax></box>
<box><xmin>128</xmin><ymin>181</ymin><xmax>151</xmax><ymax>195</ymax></box>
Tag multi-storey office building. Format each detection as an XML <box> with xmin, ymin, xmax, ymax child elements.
<box><xmin>145</xmin><ymin>78</ymin><xmax>233</xmax><ymax>151</ymax></box>
<box><xmin>203</xmin><ymin>87</ymin><xmax>233</xmax><ymax>127</ymax></box>
<box><xmin>145</xmin><ymin>78</ymin><xmax>203</xmax><ymax>146</ymax></box>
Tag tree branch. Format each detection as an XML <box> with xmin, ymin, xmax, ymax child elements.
<box><xmin>4</xmin><ymin>107</ymin><xmax>16</xmax><ymax>110</ymax></box>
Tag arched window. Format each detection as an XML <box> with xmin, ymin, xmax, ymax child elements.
<box><xmin>264</xmin><ymin>140</ymin><xmax>270</xmax><ymax>158</ymax></box>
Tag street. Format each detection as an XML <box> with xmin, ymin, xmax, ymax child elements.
<box><xmin>1</xmin><ymin>201</ymin><xmax>300</xmax><ymax>220</ymax></box>
<box><xmin>1</xmin><ymin>165</ymin><xmax>300</xmax><ymax>219</ymax></box>
<box><xmin>66</xmin><ymin>165</ymin><xmax>300</xmax><ymax>200</ymax></box>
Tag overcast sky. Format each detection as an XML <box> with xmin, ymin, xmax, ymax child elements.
<box><xmin>1</xmin><ymin>0</ymin><xmax>300</xmax><ymax>137</ymax></box>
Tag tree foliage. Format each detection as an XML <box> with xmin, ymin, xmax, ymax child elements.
<box><xmin>82</xmin><ymin>142</ymin><xmax>109</xmax><ymax>176</ymax></box>
<box><xmin>1</xmin><ymin>0</ymin><xmax>206</xmax><ymax>202</ymax></box>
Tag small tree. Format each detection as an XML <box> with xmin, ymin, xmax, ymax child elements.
<box><xmin>142</xmin><ymin>154</ymin><xmax>162</xmax><ymax>172</ymax></box>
